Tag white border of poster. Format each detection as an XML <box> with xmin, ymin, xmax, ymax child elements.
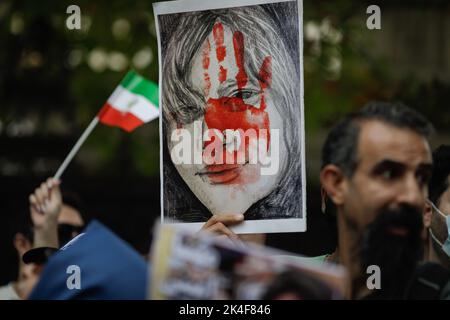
<box><xmin>154</xmin><ymin>0</ymin><xmax>306</xmax><ymax>234</ymax></box>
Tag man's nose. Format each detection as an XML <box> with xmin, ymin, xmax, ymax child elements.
<box><xmin>397</xmin><ymin>175</ymin><xmax>425</xmax><ymax>210</ymax></box>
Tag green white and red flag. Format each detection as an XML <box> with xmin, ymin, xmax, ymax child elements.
<box><xmin>98</xmin><ymin>70</ymin><xmax>159</xmax><ymax>132</ymax></box>
<box><xmin>54</xmin><ymin>70</ymin><xmax>159</xmax><ymax>179</ymax></box>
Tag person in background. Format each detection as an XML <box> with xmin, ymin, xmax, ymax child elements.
<box><xmin>29</xmin><ymin>178</ymin><xmax>84</xmax><ymax>248</ymax></box>
<box><xmin>423</xmin><ymin>145</ymin><xmax>450</xmax><ymax>269</ymax></box>
<box><xmin>320</xmin><ymin>101</ymin><xmax>433</xmax><ymax>299</ymax></box>
<box><xmin>0</xmin><ymin>178</ymin><xmax>85</xmax><ymax>300</ymax></box>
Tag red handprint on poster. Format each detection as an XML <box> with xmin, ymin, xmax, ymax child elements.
<box><xmin>157</xmin><ymin>0</ymin><xmax>305</xmax><ymax>232</ymax></box>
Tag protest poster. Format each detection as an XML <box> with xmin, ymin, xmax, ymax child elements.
<box><xmin>154</xmin><ymin>0</ymin><xmax>306</xmax><ymax>233</ymax></box>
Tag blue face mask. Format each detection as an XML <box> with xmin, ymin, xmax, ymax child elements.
<box><xmin>429</xmin><ymin>201</ymin><xmax>450</xmax><ymax>258</ymax></box>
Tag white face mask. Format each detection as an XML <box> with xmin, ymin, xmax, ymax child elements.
<box><xmin>428</xmin><ymin>201</ymin><xmax>450</xmax><ymax>258</ymax></box>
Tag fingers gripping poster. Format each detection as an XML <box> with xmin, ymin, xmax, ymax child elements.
<box><xmin>154</xmin><ymin>0</ymin><xmax>306</xmax><ymax>233</ymax></box>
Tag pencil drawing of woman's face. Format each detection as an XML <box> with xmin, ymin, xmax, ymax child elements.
<box><xmin>166</xmin><ymin>22</ymin><xmax>287</xmax><ymax>215</ymax></box>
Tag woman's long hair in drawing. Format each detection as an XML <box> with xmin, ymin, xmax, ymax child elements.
<box><xmin>160</xmin><ymin>3</ymin><xmax>303</xmax><ymax>221</ymax></box>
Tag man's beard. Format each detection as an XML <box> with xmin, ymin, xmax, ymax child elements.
<box><xmin>360</xmin><ymin>205</ymin><xmax>424</xmax><ymax>299</ymax></box>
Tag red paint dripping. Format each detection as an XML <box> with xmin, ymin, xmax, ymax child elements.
<box><xmin>219</xmin><ymin>65</ymin><xmax>227</xmax><ymax>83</ymax></box>
<box><xmin>232</xmin><ymin>31</ymin><xmax>248</xmax><ymax>90</ymax></box>
<box><xmin>258</xmin><ymin>56</ymin><xmax>272</xmax><ymax>90</ymax></box>
<box><xmin>212</xmin><ymin>22</ymin><xmax>226</xmax><ymax>62</ymax></box>
<box><xmin>202</xmin><ymin>39</ymin><xmax>210</xmax><ymax>69</ymax></box>
<box><xmin>258</xmin><ymin>56</ymin><xmax>272</xmax><ymax>111</ymax></box>
<box><xmin>232</xmin><ymin>163</ymin><xmax>260</xmax><ymax>185</ymax></box>
<box><xmin>202</xmin><ymin>39</ymin><xmax>211</xmax><ymax>97</ymax></box>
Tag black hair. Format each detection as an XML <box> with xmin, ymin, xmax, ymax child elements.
<box><xmin>321</xmin><ymin>101</ymin><xmax>434</xmax><ymax>177</ymax></box>
<box><xmin>61</xmin><ymin>189</ymin><xmax>89</xmax><ymax>225</ymax></box>
<box><xmin>8</xmin><ymin>209</ymin><xmax>34</xmax><ymax>243</ymax></box>
<box><xmin>428</xmin><ymin>145</ymin><xmax>450</xmax><ymax>206</ymax></box>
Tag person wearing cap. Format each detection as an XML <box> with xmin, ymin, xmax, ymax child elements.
<box><xmin>0</xmin><ymin>245</ymin><xmax>58</xmax><ymax>300</ymax></box>
<box><xmin>28</xmin><ymin>220</ymin><xmax>147</xmax><ymax>300</ymax></box>
<box><xmin>423</xmin><ymin>145</ymin><xmax>450</xmax><ymax>269</ymax></box>
<box><xmin>19</xmin><ymin>247</ymin><xmax>59</xmax><ymax>299</ymax></box>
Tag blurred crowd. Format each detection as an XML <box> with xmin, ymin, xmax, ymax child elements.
<box><xmin>1</xmin><ymin>101</ymin><xmax>450</xmax><ymax>300</ymax></box>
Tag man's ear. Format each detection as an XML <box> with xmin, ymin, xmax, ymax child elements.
<box><xmin>13</xmin><ymin>233</ymin><xmax>32</xmax><ymax>257</ymax></box>
<box><xmin>423</xmin><ymin>201</ymin><xmax>432</xmax><ymax>229</ymax></box>
<box><xmin>320</xmin><ymin>164</ymin><xmax>347</xmax><ymax>206</ymax></box>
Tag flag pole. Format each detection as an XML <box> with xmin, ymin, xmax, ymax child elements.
<box><xmin>54</xmin><ymin>117</ymin><xmax>99</xmax><ymax>180</ymax></box>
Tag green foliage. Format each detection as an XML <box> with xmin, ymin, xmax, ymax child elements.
<box><xmin>0</xmin><ymin>0</ymin><xmax>449</xmax><ymax>178</ymax></box>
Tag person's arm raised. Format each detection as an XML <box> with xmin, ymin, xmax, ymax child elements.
<box><xmin>29</xmin><ymin>178</ymin><xmax>62</xmax><ymax>248</ymax></box>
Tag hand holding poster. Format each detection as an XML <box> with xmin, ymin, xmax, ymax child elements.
<box><xmin>149</xmin><ymin>224</ymin><xmax>347</xmax><ymax>300</ymax></box>
<box><xmin>154</xmin><ymin>0</ymin><xmax>306</xmax><ymax>233</ymax></box>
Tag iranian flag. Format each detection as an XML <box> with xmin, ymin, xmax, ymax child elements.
<box><xmin>98</xmin><ymin>70</ymin><xmax>159</xmax><ymax>132</ymax></box>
